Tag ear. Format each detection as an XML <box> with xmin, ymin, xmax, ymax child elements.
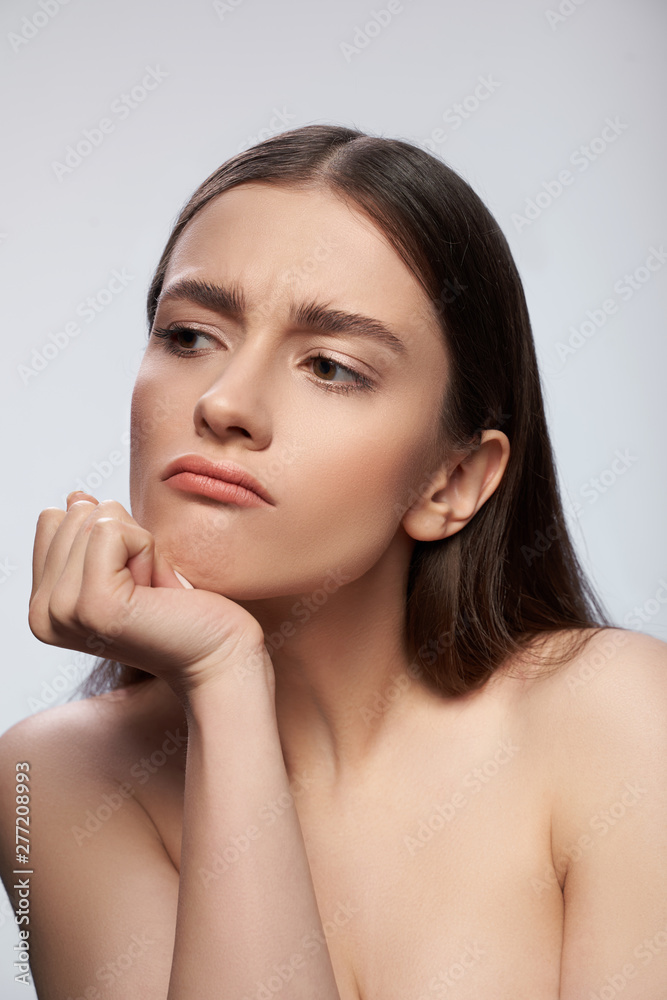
<box><xmin>402</xmin><ymin>430</ymin><xmax>510</xmax><ymax>543</ymax></box>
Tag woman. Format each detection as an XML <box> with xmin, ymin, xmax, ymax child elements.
<box><xmin>1</xmin><ymin>123</ymin><xmax>666</xmax><ymax>999</ymax></box>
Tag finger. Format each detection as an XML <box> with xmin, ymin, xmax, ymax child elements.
<box><xmin>36</xmin><ymin>516</ymin><xmax>154</xmax><ymax>659</ymax></box>
<box><xmin>75</xmin><ymin>517</ymin><xmax>158</xmax><ymax>655</ymax></box>
<box><xmin>50</xmin><ymin>500</ymin><xmax>153</xmax><ymax>614</ymax></box>
<box><xmin>29</xmin><ymin>500</ymin><xmax>104</xmax><ymax>640</ymax></box>
<box><xmin>34</xmin><ymin>500</ymin><xmax>99</xmax><ymax>599</ymax></box>
<box><xmin>66</xmin><ymin>490</ymin><xmax>99</xmax><ymax>507</ymax></box>
<box><xmin>78</xmin><ymin>500</ymin><xmax>195</xmax><ymax>591</ymax></box>
<box><xmin>73</xmin><ymin>500</ymin><xmax>179</xmax><ymax>588</ymax></box>
<box><xmin>31</xmin><ymin>508</ymin><xmax>67</xmax><ymax>603</ymax></box>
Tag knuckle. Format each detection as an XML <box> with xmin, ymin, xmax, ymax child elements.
<box><xmin>36</xmin><ymin>507</ymin><xmax>65</xmax><ymax>528</ymax></box>
<box><xmin>94</xmin><ymin>499</ymin><xmax>125</xmax><ymax>512</ymax></box>
<box><xmin>72</xmin><ymin>598</ymin><xmax>98</xmax><ymax>633</ymax></box>
<box><xmin>47</xmin><ymin>588</ymin><xmax>74</xmax><ymax>629</ymax></box>
<box><xmin>27</xmin><ymin>597</ymin><xmax>48</xmax><ymax>639</ymax></box>
<box><xmin>68</xmin><ymin>500</ymin><xmax>97</xmax><ymax>514</ymax></box>
<box><xmin>86</xmin><ymin>514</ymin><xmax>116</xmax><ymax>536</ymax></box>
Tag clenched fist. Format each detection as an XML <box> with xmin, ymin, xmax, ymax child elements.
<box><xmin>28</xmin><ymin>491</ymin><xmax>273</xmax><ymax>704</ymax></box>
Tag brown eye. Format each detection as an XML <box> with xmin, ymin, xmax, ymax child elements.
<box><xmin>312</xmin><ymin>357</ymin><xmax>338</xmax><ymax>381</ymax></box>
<box><xmin>308</xmin><ymin>354</ymin><xmax>374</xmax><ymax>392</ymax></box>
<box><xmin>151</xmin><ymin>326</ymin><xmax>215</xmax><ymax>356</ymax></box>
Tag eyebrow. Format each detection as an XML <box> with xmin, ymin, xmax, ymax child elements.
<box><xmin>157</xmin><ymin>277</ymin><xmax>408</xmax><ymax>357</ymax></box>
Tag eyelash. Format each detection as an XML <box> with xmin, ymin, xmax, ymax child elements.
<box><xmin>150</xmin><ymin>325</ymin><xmax>376</xmax><ymax>394</ymax></box>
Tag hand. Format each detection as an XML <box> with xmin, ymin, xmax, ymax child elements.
<box><xmin>28</xmin><ymin>491</ymin><xmax>273</xmax><ymax>703</ymax></box>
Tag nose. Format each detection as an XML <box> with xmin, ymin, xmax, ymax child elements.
<box><xmin>193</xmin><ymin>335</ymin><xmax>273</xmax><ymax>447</ymax></box>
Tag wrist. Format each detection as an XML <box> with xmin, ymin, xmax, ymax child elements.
<box><xmin>181</xmin><ymin>641</ymin><xmax>276</xmax><ymax>726</ymax></box>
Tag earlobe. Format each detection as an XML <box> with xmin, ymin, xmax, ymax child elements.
<box><xmin>402</xmin><ymin>430</ymin><xmax>510</xmax><ymax>543</ymax></box>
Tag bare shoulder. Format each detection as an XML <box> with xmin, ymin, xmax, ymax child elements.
<box><xmin>515</xmin><ymin>625</ymin><xmax>667</xmax><ymax>862</ymax></box>
<box><xmin>0</xmin><ymin>680</ymin><xmax>183</xmax><ymax>998</ymax></box>
<box><xmin>0</xmin><ymin>680</ymin><xmax>163</xmax><ymax>891</ymax></box>
<box><xmin>522</xmin><ymin>625</ymin><xmax>667</xmax><ymax>729</ymax></box>
<box><xmin>0</xmin><ymin>679</ymin><xmax>174</xmax><ymax>791</ymax></box>
<box><xmin>0</xmin><ymin>683</ymin><xmax>134</xmax><ymax>765</ymax></box>
<box><xmin>518</xmin><ymin>629</ymin><xmax>667</xmax><ymax>994</ymax></box>
<box><xmin>502</xmin><ymin>626</ymin><xmax>667</xmax><ymax>760</ymax></box>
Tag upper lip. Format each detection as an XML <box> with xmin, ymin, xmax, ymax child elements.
<box><xmin>161</xmin><ymin>454</ymin><xmax>275</xmax><ymax>505</ymax></box>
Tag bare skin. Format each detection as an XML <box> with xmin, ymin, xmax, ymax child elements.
<box><xmin>2</xmin><ymin>181</ymin><xmax>666</xmax><ymax>998</ymax></box>
<box><xmin>6</xmin><ymin>625</ymin><xmax>666</xmax><ymax>999</ymax></box>
<box><xmin>71</xmin><ymin>653</ymin><xmax>569</xmax><ymax>998</ymax></box>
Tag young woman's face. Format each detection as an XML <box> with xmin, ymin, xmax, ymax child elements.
<box><xmin>130</xmin><ymin>181</ymin><xmax>450</xmax><ymax>599</ymax></box>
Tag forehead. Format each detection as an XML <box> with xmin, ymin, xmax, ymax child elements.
<box><xmin>162</xmin><ymin>182</ymin><xmax>444</xmax><ymax>349</ymax></box>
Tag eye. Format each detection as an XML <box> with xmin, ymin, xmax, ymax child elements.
<box><xmin>151</xmin><ymin>325</ymin><xmax>214</xmax><ymax>355</ymax></box>
<box><xmin>150</xmin><ymin>325</ymin><xmax>376</xmax><ymax>394</ymax></box>
<box><xmin>307</xmin><ymin>354</ymin><xmax>375</xmax><ymax>393</ymax></box>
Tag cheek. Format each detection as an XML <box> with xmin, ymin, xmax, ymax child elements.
<box><xmin>128</xmin><ymin>368</ymin><xmax>185</xmax><ymax>517</ymax></box>
<box><xmin>267</xmin><ymin>426</ymin><xmax>433</xmax><ymax>564</ymax></box>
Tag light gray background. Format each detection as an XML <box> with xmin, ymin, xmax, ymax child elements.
<box><xmin>1</xmin><ymin>0</ymin><xmax>666</xmax><ymax>996</ymax></box>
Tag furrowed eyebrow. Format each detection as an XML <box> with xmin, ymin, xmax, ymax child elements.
<box><xmin>290</xmin><ymin>300</ymin><xmax>407</xmax><ymax>357</ymax></box>
<box><xmin>157</xmin><ymin>277</ymin><xmax>408</xmax><ymax>357</ymax></box>
<box><xmin>158</xmin><ymin>277</ymin><xmax>246</xmax><ymax>316</ymax></box>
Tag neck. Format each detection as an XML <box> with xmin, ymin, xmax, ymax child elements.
<box><xmin>234</xmin><ymin>534</ymin><xmax>438</xmax><ymax>790</ymax></box>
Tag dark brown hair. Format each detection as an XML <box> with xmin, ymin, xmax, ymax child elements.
<box><xmin>74</xmin><ymin>122</ymin><xmax>615</xmax><ymax>701</ymax></box>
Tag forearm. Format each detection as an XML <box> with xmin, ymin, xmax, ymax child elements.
<box><xmin>167</xmin><ymin>653</ymin><xmax>342</xmax><ymax>1000</ymax></box>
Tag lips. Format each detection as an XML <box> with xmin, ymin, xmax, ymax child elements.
<box><xmin>161</xmin><ymin>454</ymin><xmax>275</xmax><ymax>506</ymax></box>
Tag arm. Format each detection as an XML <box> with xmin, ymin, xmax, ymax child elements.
<box><xmin>552</xmin><ymin>631</ymin><xmax>667</xmax><ymax>998</ymax></box>
<box><xmin>19</xmin><ymin>494</ymin><xmax>343</xmax><ymax>998</ymax></box>
<box><xmin>0</xmin><ymin>655</ymin><xmax>343</xmax><ymax>999</ymax></box>
<box><xmin>168</xmin><ymin>652</ymin><xmax>342</xmax><ymax>1000</ymax></box>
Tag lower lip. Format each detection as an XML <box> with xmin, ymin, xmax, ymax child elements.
<box><xmin>165</xmin><ymin>472</ymin><xmax>271</xmax><ymax>507</ymax></box>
